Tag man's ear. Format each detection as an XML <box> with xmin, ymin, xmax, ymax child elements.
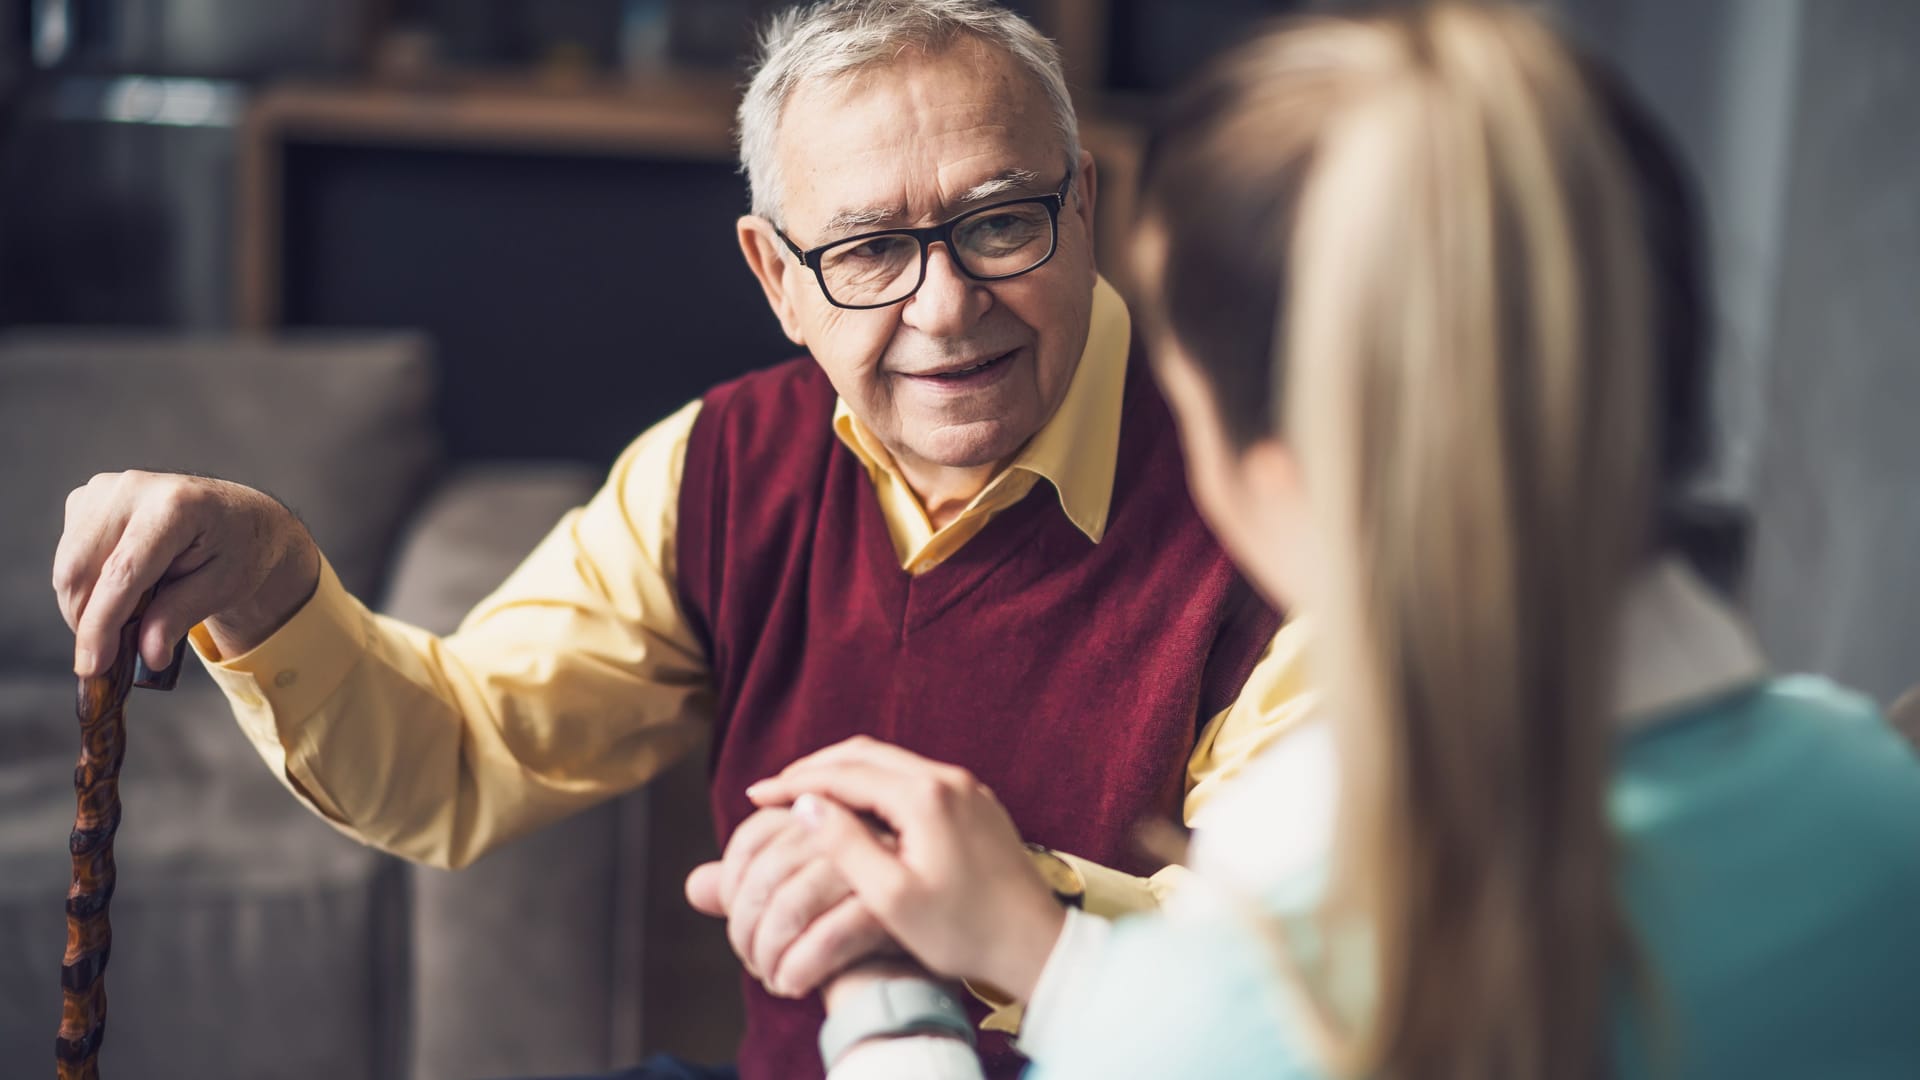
<box><xmin>738</xmin><ymin>216</ymin><xmax>808</xmax><ymax>346</ymax></box>
<box><xmin>1073</xmin><ymin>149</ymin><xmax>1099</xmax><ymax>230</ymax></box>
<box><xmin>1072</xmin><ymin>149</ymin><xmax>1099</xmax><ymax>270</ymax></box>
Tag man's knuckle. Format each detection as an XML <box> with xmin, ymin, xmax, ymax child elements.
<box><xmin>98</xmin><ymin>551</ymin><xmax>136</xmax><ymax>587</ymax></box>
<box><xmin>149</xmin><ymin>478</ymin><xmax>200</xmax><ymax>519</ymax></box>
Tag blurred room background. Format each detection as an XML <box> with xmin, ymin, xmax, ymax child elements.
<box><xmin>0</xmin><ymin>1</ymin><xmax>1914</xmax><ymax>1077</ymax></box>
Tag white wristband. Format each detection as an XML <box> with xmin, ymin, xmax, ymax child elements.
<box><xmin>818</xmin><ymin>977</ymin><xmax>976</xmax><ymax>1069</ymax></box>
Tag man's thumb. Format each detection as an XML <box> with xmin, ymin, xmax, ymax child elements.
<box><xmin>685</xmin><ymin>860</ymin><xmax>726</xmax><ymax>916</ymax></box>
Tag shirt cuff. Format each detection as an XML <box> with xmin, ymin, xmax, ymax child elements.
<box><xmin>1053</xmin><ymin>850</ymin><xmax>1164</xmax><ymax>918</ymax></box>
<box><xmin>966</xmin><ymin>848</ymin><xmax>1168</xmax><ymax>1034</ymax></box>
<box><xmin>187</xmin><ymin>555</ymin><xmax>369</xmax><ymax>820</ymax></box>
<box><xmin>1017</xmin><ymin>906</ymin><xmax>1115</xmax><ymax>1061</ymax></box>
<box><xmin>827</xmin><ymin>1034</ymin><xmax>984</xmax><ymax>1080</ymax></box>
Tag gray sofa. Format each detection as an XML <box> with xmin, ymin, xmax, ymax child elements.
<box><xmin>0</xmin><ymin>331</ymin><xmax>742</xmax><ymax>1079</ymax></box>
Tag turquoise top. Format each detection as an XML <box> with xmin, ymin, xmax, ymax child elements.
<box><xmin>1025</xmin><ymin>677</ymin><xmax>1920</xmax><ymax>1079</ymax></box>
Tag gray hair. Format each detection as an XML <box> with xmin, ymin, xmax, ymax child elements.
<box><xmin>737</xmin><ymin>0</ymin><xmax>1082</xmax><ymax>223</ymax></box>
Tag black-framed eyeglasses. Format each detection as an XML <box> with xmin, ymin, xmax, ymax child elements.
<box><xmin>773</xmin><ymin>170</ymin><xmax>1074</xmax><ymax>310</ymax></box>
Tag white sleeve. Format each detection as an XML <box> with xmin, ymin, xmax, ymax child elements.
<box><xmin>1015</xmin><ymin>907</ymin><xmax>1116</xmax><ymax>1060</ymax></box>
<box><xmin>827</xmin><ymin>1034</ymin><xmax>985</xmax><ymax>1080</ymax></box>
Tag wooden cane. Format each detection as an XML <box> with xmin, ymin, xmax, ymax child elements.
<box><xmin>57</xmin><ymin>594</ymin><xmax>185</xmax><ymax>1080</ymax></box>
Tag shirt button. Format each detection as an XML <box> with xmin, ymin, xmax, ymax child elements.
<box><xmin>274</xmin><ymin>670</ymin><xmax>299</xmax><ymax>689</ymax></box>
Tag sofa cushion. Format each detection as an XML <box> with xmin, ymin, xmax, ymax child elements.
<box><xmin>0</xmin><ymin>330</ymin><xmax>439</xmax><ymax>670</ymax></box>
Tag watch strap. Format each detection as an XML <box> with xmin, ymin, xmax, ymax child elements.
<box><xmin>818</xmin><ymin>977</ymin><xmax>976</xmax><ymax>1069</ymax></box>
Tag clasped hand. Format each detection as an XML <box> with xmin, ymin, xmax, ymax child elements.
<box><xmin>685</xmin><ymin>737</ymin><xmax>1067</xmax><ymax>1006</ymax></box>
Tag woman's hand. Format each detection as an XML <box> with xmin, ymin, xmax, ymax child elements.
<box><xmin>746</xmin><ymin>736</ymin><xmax>1068</xmax><ymax>1003</ymax></box>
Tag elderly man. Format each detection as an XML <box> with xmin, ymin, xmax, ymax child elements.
<box><xmin>50</xmin><ymin>2</ymin><xmax>1304</xmax><ymax>1078</ymax></box>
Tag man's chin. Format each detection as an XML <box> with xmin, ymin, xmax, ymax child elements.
<box><xmin>905</xmin><ymin>421</ymin><xmax>1033</xmax><ymax>473</ymax></box>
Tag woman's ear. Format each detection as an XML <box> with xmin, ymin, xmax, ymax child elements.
<box><xmin>1238</xmin><ymin>436</ymin><xmax>1302</xmax><ymax>511</ymax></box>
<box><xmin>1231</xmin><ymin>434</ymin><xmax>1311</xmax><ymax>610</ymax></box>
<box><xmin>738</xmin><ymin>216</ymin><xmax>809</xmax><ymax>346</ymax></box>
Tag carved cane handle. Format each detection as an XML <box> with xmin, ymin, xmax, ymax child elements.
<box><xmin>56</xmin><ymin>597</ymin><xmax>184</xmax><ymax>1080</ymax></box>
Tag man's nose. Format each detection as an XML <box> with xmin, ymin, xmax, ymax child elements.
<box><xmin>900</xmin><ymin>243</ymin><xmax>988</xmax><ymax>337</ymax></box>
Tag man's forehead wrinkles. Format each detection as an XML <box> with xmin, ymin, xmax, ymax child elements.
<box><xmin>777</xmin><ymin>55</ymin><xmax>1051</xmax><ymax>240</ymax></box>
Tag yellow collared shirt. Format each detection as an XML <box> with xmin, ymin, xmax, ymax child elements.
<box><xmin>190</xmin><ymin>276</ymin><xmax>1317</xmax><ymax>1024</ymax></box>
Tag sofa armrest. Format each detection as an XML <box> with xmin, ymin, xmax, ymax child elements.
<box><xmin>380</xmin><ymin>461</ymin><xmax>601</xmax><ymax>634</ymax></box>
<box><xmin>380</xmin><ymin>460</ymin><xmax>742</xmax><ymax>1077</ymax></box>
<box><xmin>378</xmin><ymin>461</ymin><xmax>640</xmax><ymax>1079</ymax></box>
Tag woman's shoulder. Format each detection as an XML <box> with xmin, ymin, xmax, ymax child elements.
<box><xmin>1615</xmin><ymin>673</ymin><xmax>1920</xmax><ymax>854</ymax></box>
<box><xmin>1611</xmin><ymin>676</ymin><xmax>1920</xmax><ymax>1075</ymax></box>
<box><xmin>1721</xmin><ymin>672</ymin><xmax>1887</xmax><ymax>729</ymax></box>
<box><xmin>1616</xmin><ymin>674</ymin><xmax>1920</xmax><ymax>804</ymax></box>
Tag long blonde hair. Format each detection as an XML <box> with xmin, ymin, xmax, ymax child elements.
<box><xmin>1143</xmin><ymin>5</ymin><xmax>1663</xmax><ymax>1077</ymax></box>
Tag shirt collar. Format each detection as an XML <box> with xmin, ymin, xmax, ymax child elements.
<box><xmin>830</xmin><ymin>275</ymin><xmax>1132</xmax><ymax>544</ymax></box>
<box><xmin>1614</xmin><ymin>557</ymin><xmax>1768</xmax><ymax>729</ymax></box>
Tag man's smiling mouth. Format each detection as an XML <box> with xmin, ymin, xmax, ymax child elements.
<box><xmin>902</xmin><ymin>348</ymin><xmax>1020</xmax><ymax>384</ymax></box>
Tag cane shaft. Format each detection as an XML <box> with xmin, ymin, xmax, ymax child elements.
<box><xmin>57</xmin><ymin>598</ymin><xmax>180</xmax><ymax>1080</ymax></box>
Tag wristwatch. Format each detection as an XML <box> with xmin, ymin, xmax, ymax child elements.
<box><xmin>1025</xmin><ymin>843</ymin><xmax>1086</xmax><ymax>909</ymax></box>
<box><xmin>817</xmin><ymin>977</ymin><xmax>977</xmax><ymax>1069</ymax></box>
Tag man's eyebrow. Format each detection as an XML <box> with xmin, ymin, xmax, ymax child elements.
<box><xmin>956</xmin><ymin>168</ymin><xmax>1041</xmax><ymax>205</ymax></box>
<box><xmin>816</xmin><ymin>168</ymin><xmax>1046</xmax><ymax>240</ymax></box>
<box><xmin>821</xmin><ymin>203</ymin><xmax>906</xmax><ymax>237</ymax></box>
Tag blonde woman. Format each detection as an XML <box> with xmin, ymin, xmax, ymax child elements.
<box><xmin>754</xmin><ymin>4</ymin><xmax>1920</xmax><ymax>1078</ymax></box>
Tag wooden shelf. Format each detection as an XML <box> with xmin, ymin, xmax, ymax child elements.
<box><xmin>248</xmin><ymin>71</ymin><xmax>743</xmax><ymax>158</ymax></box>
<box><xmin>237</xmin><ymin>71</ymin><xmax>1147</xmax><ymax>327</ymax></box>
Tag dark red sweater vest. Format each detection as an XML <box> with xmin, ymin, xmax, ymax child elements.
<box><xmin>675</xmin><ymin>351</ymin><xmax>1280</xmax><ymax>1080</ymax></box>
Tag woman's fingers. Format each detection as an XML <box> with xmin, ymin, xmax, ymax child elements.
<box><xmin>795</xmin><ymin>794</ymin><xmax>918</xmax><ymax>923</ymax></box>
<box><xmin>761</xmin><ymin>735</ymin><xmax>966</xmax><ymax>788</ymax></box>
<box><xmin>750</xmin><ymin>758</ymin><xmax>968</xmax><ymax>843</ymax></box>
<box><xmin>748</xmin><ymin>759</ymin><xmax>892</xmax><ymax>811</ymax></box>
